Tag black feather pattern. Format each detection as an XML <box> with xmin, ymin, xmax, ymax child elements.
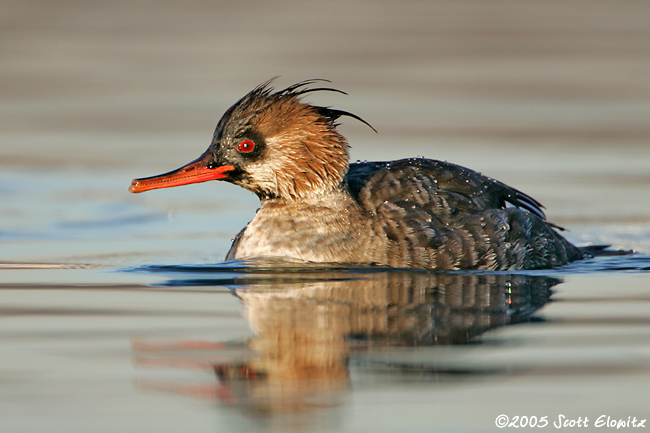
<box><xmin>344</xmin><ymin>158</ymin><xmax>583</xmax><ymax>269</ymax></box>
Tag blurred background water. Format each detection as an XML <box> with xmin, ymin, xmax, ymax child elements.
<box><xmin>1</xmin><ymin>1</ymin><xmax>649</xmax><ymax>432</ymax></box>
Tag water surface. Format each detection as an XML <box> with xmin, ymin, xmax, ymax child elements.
<box><xmin>2</xmin><ymin>0</ymin><xmax>650</xmax><ymax>432</ymax></box>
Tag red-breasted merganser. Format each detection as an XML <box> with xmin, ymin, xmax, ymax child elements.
<box><xmin>130</xmin><ymin>79</ymin><xmax>584</xmax><ymax>270</ymax></box>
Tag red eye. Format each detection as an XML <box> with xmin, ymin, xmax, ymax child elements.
<box><xmin>237</xmin><ymin>139</ymin><xmax>255</xmax><ymax>153</ymax></box>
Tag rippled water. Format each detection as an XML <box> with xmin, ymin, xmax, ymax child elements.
<box><xmin>3</xmin><ymin>0</ymin><xmax>650</xmax><ymax>432</ymax></box>
<box><xmin>2</xmin><ymin>256</ymin><xmax>650</xmax><ymax>432</ymax></box>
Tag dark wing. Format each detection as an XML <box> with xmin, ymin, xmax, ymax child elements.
<box><xmin>345</xmin><ymin>158</ymin><xmax>546</xmax><ymax>219</ymax></box>
<box><xmin>344</xmin><ymin>158</ymin><xmax>579</xmax><ymax>270</ymax></box>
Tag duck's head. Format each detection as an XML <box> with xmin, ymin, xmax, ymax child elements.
<box><xmin>129</xmin><ymin>79</ymin><xmax>373</xmax><ymax>200</ymax></box>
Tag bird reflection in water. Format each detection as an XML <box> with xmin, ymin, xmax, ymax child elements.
<box><xmin>134</xmin><ymin>265</ymin><xmax>560</xmax><ymax>420</ymax></box>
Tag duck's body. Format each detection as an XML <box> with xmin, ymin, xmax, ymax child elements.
<box><xmin>227</xmin><ymin>158</ymin><xmax>582</xmax><ymax>269</ymax></box>
<box><xmin>130</xmin><ymin>79</ymin><xmax>584</xmax><ymax>270</ymax></box>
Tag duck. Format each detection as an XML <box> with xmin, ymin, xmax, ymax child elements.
<box><xmin>129</xmin><ymin>79</ymin><xmax>585</xmax><ymax>270</ymax></box>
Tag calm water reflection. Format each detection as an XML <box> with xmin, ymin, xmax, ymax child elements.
<box><xmin>3</xmin><ymin>0</ymin><xmax>650</xmax><ymax>430</ymax></box>
<box><xmin>135</xmin><ymin>265</ymin><xmax>559</xmax><ymax>421</ymax></box>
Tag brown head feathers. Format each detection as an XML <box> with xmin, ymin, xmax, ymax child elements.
<box><xmin>213</xmin><ymin>79</ymin><xmax>375</xmax><ymax>200</ymax></box>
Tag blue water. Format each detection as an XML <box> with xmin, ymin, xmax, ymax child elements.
<box><xmin>2</xmin><ymin>247</ymin><xmax>649</xmax><ymax>432</ymax></box>
<box><xmin>3</xmin><ymin>0</ymin><xmax>650</xmax><ymax>430</ymax></box>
